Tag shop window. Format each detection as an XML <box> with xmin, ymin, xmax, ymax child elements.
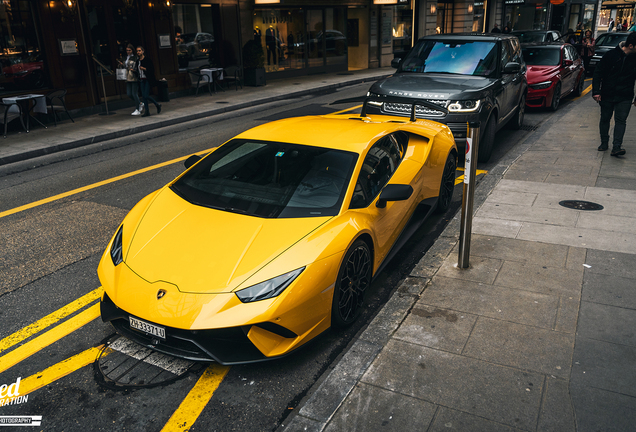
<box><xmin>173</xmin><ymin>4</ymin><xmax>217</xmax><ymax>70</ymax></box>
<box><xmin>254</xmin><ymin>9</ymin><xmax>305</xmax><ymax>73</ymax></box>
<box><xmin>598</xmin><ymin>9</ymin><xmax>611</xmax><ymax>27</ymax></box>
<box><xmin>581</xmin><ymin>4</ymin><xmax>595</xmax><ymax>30</ymax></box>
<box><xmin>325</xmin><ymin>7</ymin><xmax>347</xmax><ymax>66</ymax></box>
<box><xmin>0</xmin><ymin>0</ymin><xmax>48</xmax><ymax>93</ymax></box>
<box><xmin>392</xmin><ymin>5</ymin><xmax>412</xmax><ymax>56</ymax></box>
<box><xmin>568</xmin><ymin>4</ymin><xmax>581</xmax><ymax>32</ymax></box>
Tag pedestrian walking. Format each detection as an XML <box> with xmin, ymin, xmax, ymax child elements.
<box><xmin>580</xmin><ymin>30</ymin><xmax>595</xmax><ymax>73</ymax></box>
<box><xmin>491</xmin><ymin>24</ymin><xmax>501</xmax><ymax>33</ymax></box>
<box><xmin>118</xmin><ymin>44</ymin><xmax>143</xmax><ymax>116</ymax></box>
<box><xmin>135</xmin><ymin>46</ymin><xmax>162</xmax><ymax>117</ymax></box>
<box><xmin>608</xmin><ymin>18</ymin><xmax>615</xmax><ymax>32</ymax></box>
<box><xmin>592</xmin><ymin>32</ymin><xmax>636</xmax><ymax>156</ymax></box>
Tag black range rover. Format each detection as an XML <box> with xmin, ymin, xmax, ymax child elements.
<box><xmin>366</xmin><ymin>33</ymin><xmax>527</xmax><ymax>162</ymax></box>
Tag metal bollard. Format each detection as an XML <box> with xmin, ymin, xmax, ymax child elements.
<box><xmin>458</xmin><ymin>122</ymin><xmax>480</xmax><ymax>268</ymax></box>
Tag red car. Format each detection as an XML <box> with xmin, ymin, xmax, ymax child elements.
<box><xmin>522</xmin><ymin>43</ymin><xmax>585</xmax><ymax>111</ymax></box>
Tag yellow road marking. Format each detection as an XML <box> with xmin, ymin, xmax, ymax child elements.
<box><xmin>580</xmin><ymin>84</ymin><xmax>593</xmax><ymax>98</ymax></box>
<box><xmin>0</xmin><ymin>303</ymin><xmax>100</xmax><ymax>374</ymax></box>
<box><xmin>0</xmin><ymin>288</ymin><xmax>102</xmax><ymax>355</ymax></box>
<box><xmin>332</xmin><ymin>104</ymin><xmax>362</xmax><ymax>115</ymax></box>
<box><xmin>0</xmin><ymin>346</ymin><xmax>108</xmax><ymax>406</ymax></box>
<box><xmin>0</xmin><ymin>149</ymin><xmax>215</xmax><ymax>220</ymax></box>
<box><xmin>455</xmin><ymin>168</ymin><xmax>488</xmax><ymax>185</ymax></box>
<box><xmin>161</xmin><ymin>364</ymin><xmax>230</xmax><ymax>432</ymax></box>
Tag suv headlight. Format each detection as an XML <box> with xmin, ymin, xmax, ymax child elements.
<box><xmin>110</xmin><ymin>225</ymin><xmax>124</xmax><ymax>266</ymax></box>
<box><xmin>448</xmin><ymin>100</ymin><xmax>481</xmax><ymax>112</ymax></box>
<box><xmin>530</xmin><ymin>81</ymin><xmax>553</xmax><ymax>90</ymax></box>
<box><xmin>236</xmin><ymin>268</ymin><xmax>305</xmax><ymax>303</ymax></box>
<box><xmin>366</xmin><ymin>91</ymin><xmax>384</xmax><ymax>107</ymax></box>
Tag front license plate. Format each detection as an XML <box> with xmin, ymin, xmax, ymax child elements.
<box><xmin>129</xmin><ymin>316</ymin><xmax>166</xmax><ymax>340</ymax></box>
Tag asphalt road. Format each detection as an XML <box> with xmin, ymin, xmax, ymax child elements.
<box><xmin>0</xmin><ymin>81</ymin><xmax>565</xmax><ymax>431</ymax></box>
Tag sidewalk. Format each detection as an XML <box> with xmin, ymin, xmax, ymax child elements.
<box><xmin>0</xmin><ymin>68</ymin><xmax>393</xmax><ymax>166</ymax></box>
<box><xmin>281</xmin><ymin>95</ymin><xmax>636</xmax><ymax>431</ymax></box>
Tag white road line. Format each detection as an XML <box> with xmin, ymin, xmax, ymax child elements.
<box><xmin>109</xmin><ymin>337</ymin><xmax>195</xmax><ymax>375</ymax></box>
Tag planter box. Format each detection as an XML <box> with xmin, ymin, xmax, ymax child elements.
<box><xmin>244</xmin><ymin>68</ymin><xmax>266</xmax><ymax>86</ymax></box>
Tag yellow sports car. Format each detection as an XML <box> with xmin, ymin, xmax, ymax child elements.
<box><xmin>98</xmin><ymin>100</ymin><xmax>457</xmax><ymax>364</ymax></box>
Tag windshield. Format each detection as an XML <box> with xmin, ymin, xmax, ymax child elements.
<box><xmin>400</xmin><ymin>40</ymin><xmax>498</xmax><ymax>77</ymax></box>
<box><xmin>522</xmin><ymin>47</ymin><xmax>560</xmax><ymax>66</ymax></box>
<box><xmin>171</xmin><ymin>139</ymin><xmax>357</xmax><ymax>218</ymax></box>
<box><xmin>512</xmin><ymin>33</ymin><xmax>546</xmax><ymax>43</ymax></box>
<box><xmin>596</xmin><ymin>33</ymin><xmax>628</xmax><ymax>47</ymax></box>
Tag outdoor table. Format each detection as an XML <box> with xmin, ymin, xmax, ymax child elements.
<box><xmin>200</xmin><ymin>68</ymin><xmax>225</xmax><ymax>93</ymax></box>
<box><xmin>2</xmin><ymin>94</ymin><xmax>47</xmax><ymax>132</ymax></box>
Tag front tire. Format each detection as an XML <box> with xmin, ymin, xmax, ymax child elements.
<box><xmin>574</xmin><ymin>74</ymin><xmax>585</xmax><ymax>96</ymax></box>
<box><xmin>550</xmin><ymin>83</ymin><xmax>561</xmax><ymax>111</ymax></box>
<box><xmin>436</xmin><ymin>152</ymin><xmax>457</xmax><ymax>213</ymax></box>
<box><xmin>331</xmin><ymin>240</ymin><xmax>372</xmax><ymax>328</ymax></box>
<box><xmin>478</xmin><ymin>115</ymin><xmax>496</xmax><ymax>163</ymax></box>
<box><xmin>509</xmin><ymin>94</ymin><xmax>525</xmax><ymax>130</ymax></box>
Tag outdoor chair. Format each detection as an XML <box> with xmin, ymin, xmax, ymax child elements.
<box><xmin>0</xmin><ymin>101</ymin><xmax>26</xmax><ymax>138</ymax></box>
<box><xmin>45</xmin><ymin>89</ymin><xmax>74</xmax><ymax>126</ymax></box>
<box><xmin>223</xmin><ymin>66</ymin><xmax>243</xmax><ymax>91</ymax></box>
<box><xmin>188</xmin><ymin>70</ymin><xmax>212</xmax><ymax>96</ymax></box>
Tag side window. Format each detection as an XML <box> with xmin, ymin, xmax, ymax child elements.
<box><xmin>510</xmin><ymin>39</ymin><xmax>522</xmax><ymax>63</ymax></box>
<box><xmin>500</xmin><ymin>41</ymin><xmax>512</xmax><ymax>71</ymax></box>
<box><xmin>350</xmin><ymin>132</ymin><xmax>408</xmax><ymax>209</ymax></box>
<box><xmin>569</xmin><ymin>46</ymin><xmax>580</xmax><ymax>60</ymax></box>
<box><xmin>563</xmin><ymin>46</ymin><xmax>573</xmax><ymax>62</ymax></box>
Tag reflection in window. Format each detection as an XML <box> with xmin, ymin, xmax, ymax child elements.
<box><xmin>173</xmin><ymin>4</ymin><xmax>216</xmax><ymax>70</ymax></box>
<box><xmin>0</xmin><ymin>0</ymin><xmax>47</xmax><ymax>93</ymax></box>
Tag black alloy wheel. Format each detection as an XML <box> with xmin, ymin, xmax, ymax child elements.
<box><xmin>436</xmin><ymin>152</ymin><xmax>457</xmax><ymax>213</ymax></box>
<box><xmin>332</xmin><ymin>240</ymin><xmax>372</xmax><ymax>328</ymax></box>
<box><xmin>477</xmin><ymin>115</ymin><xmax>497</xmax><ymax>163</ymax></box>
<box><xmin>509</xmin><ymin>94</ymin><xmax>525</xmax><ymax>130</ymax></box>
<box><xmin>550</xmin><ymin>83</ymin><xmax>562</xmax><ymax>111</ymax></box>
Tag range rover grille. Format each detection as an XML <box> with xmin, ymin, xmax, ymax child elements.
<box><xmin>383</xmin><ymin>100</ymin><xmax>450</xmax><ymax>117</ymax></box>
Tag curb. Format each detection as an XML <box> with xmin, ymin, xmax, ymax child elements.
<box><xmin>278</xmin><ymin>96</ymin><xmax>581</xmax><ymax>432</ymax></box>
<box><xmin>0</xmin><ymin>74</ymin><xmax>390</xmax><ymax>167</ymax></box>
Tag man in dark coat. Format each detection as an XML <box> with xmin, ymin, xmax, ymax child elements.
<box><xmin>592</xmin><ymin>32</ymin><xmax>636</xmax><ymax>156</ymax></box>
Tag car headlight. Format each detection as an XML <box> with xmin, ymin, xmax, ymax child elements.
<box><xmin>529</xmin><ymin>81</ymin><xmax>553</xmax><ymax>90</ymax></box>
<box><xmin>236</xmin><ymin>267</ymin><xmax>304</xmax><ymax>303</ymax></box>
<box><xmin>110</xmin><ymin>225</ymin><xmax>124</xmax><ymax>266</ymax></box>
<box><xmin>448</xmin><ymin>100</ymin><xmax>481</xmax><ymax>112</ymax></box>
<box><xmin>366</xmin><ymin>92</ymin><xmax>384</xmax><ymax>107</ymax></box>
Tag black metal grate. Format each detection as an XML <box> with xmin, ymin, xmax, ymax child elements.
<box><xmin>559</xmin><ymin>200</ymin><xmax>604</xmax><ymax>211</ymax></box>
<box><xmin>520</xmin><ymin>125</ymin><xmax>539</xmax><ymax>131</ymax></box>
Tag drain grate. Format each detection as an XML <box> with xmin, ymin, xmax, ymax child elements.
<box><xmin>559</xmin><ymin>200</ymin><xmax>604</xmax><ymax>211</ymax></box>
<box><xmin>95</xmin><ymin>335</ymin><xmax>200</xmax><ymax>390</ymax></box>
<box><xmin>520</xmin><ymin>125</ymin><xmax>539</xmax><ymax>131</ymax></box>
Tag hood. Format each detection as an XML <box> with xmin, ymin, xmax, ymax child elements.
<box><xmin>124</xmin><ymin>188</ymin><xmax>331</xmax><ymax>294</ymax></box>
<box><xmin>370</xmin><ymin>73</ymin><xmax>497</xmax><ymax>100</ymax></box>
<box><xmin>527</xmin><ymin>65</ymin><xmax>560</xmax><ymax>83</ymax></box>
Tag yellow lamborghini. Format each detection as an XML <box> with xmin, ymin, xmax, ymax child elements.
<box><xmin>98</xmin><ymin>99</ymin><xmax>457</xmax><ymax>364</ymax></box>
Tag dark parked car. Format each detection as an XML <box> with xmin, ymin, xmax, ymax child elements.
<box><xmin>367</xmin><ymin>33</ymin><xmax>527</xmax><ymax>162</ymax></box>
<box><xmin>510</xmin><ymin>30</ymin><xmax>562</xmax><ymax>43</ymax></box>
<box><xmin>587</xmin><ymin>32</ymin><xmax>630</xmax><ymax>74</ymax></box>
<box><xmin>523</xmin><ymin>43</ymin><xmax>586</xmax><ymax>111</ymax></box>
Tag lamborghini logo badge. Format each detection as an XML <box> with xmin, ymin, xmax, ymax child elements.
<box><xmin>157</xmin><ymin>289</ymin><xmax>167</xmax><ymax>300</ymax></box>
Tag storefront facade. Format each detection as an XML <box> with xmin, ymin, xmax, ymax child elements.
<box><xmin>0</xmin><ymin>0</ymin><xmax>241</xmax><ymax>110</ymax></box>
<box><xmin>597</xmin><ymin>2</ymin><xmax>633</xmax><ymax>33</ymax></box>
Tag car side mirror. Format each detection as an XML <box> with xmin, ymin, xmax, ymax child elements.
<box><xmin>391</xmin><ymin>58</ymin><xmax>402</xmax><ymax>69</ymax></box>
<box><xmin>376</xmin><ymin>184</ymin><xmax>413</xmax><ymax>208</ymax></box>
<box><xmin>184</xmin><ymin>154</ymin><xmax>202</xmax><ymax>169</ymax></box>
<box><xmin>503</xmin><ymin>62</ymin><xmax>521</xmax><ymax>74</ymax></box>
<box><xmin>563</xmin><ymin>59</ymin><xmax>574</xmax><ymax>67</ymax></box>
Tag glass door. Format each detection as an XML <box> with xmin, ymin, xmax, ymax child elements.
<box><xmin>306</xmin><ymin>9</ymin><xmax>324</xmax><ymax>69</ymax></box>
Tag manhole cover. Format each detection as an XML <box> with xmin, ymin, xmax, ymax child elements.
<box><xmin>559</xmin><ymin>200</ymin><xmax>604</xmax><ymax>211</ymax></box>
<box><xmin>95</xmin><ymin>335</ymin><xmax>199</xmax><ymax>389</ymax></box>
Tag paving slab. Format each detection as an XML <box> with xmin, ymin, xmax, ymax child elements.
<box><xmin>571</xmin><ymin>337</ymin><xmax>636</xmax><ymax>397</ymax></box>
<box><xmin>362</xmin><ymin>340</ymin><xmax>545</xmax><ymax>431</ymax></box>
<box><xmin>537</xmin><ymin>377</ymin><xmax>576</xmax><ymax>432</ymax></box>
<box><xmin>324</xmin><ymin>383</ymin><xmax>437</xmax><ymax>432</ymax></box>
<box><xmin>582</xmin><ymin>272</ymin><xmax>636</xmax><ymax>309</ymax></box>
<box><xmin>428</xmin><ymin>407</ymin><xmax>522</xmax><ymax>432</ymax></box>
<box><xmin>461</xmin><ymin>317</ymin><xmax>574</xmax><ymax>378</ymax></box>
<box><xmin>584</xmin><ymin>249</ymin><xmax>636</xmax><ymax>279</ymax></box>
<box><xmin>420</xmin><ymin>277</ymin><xmax>559</xmax><ymax>329</ymax></box>
<box><xmin>437</xmin><ymin>255</ymin><xmax>503</xmax><ymax>285</ymax></box>
<box><xmin>392</xmin><ymin>305</ymin><xmax>478</xmax><ymax>354</ymax></box>
<box><xmin>570</xmin><ymin>384</ymin><xmax>636</xmax><ymax>432</ymax></box>
<box><xmin>577</xmin><ymin>301</ymin><xmax>636</xmax><ymax>346</ymax></box>
<box><xmin>471</xmin><ymin>217</ymin><xmax>522</xmax><ymax>238</ymax></box>
<box><xmin>476</xmin><ymin>201</ymin><xmax>579</xmax><ymax>227</ymax></box>
<box><xmin>494</xmin><ymin>260</ymin><xmax>583</xmax><ymax>297</ymax></box>
<box><xmin>462</xmin><ymin>235</ymin><xmax>570</xmax><ymax>267</ymax></box>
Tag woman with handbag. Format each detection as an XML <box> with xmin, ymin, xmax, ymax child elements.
<box><xmin>118</xmin><ymin>44</ymin><xmax>143</xmax><ymax>116</ymax></box>
<box><xmin>136</xmin><ymin>46</ymin><xmax>162</xmax><ymax>117</ymax></box>
<box><xmin>580</xmin><ymin>30</ymin><xmax>595</xmax><ymax>74</ymax></box>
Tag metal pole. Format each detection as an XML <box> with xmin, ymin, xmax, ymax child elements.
<box><xmin>99</xmin><ymin>65</ymin><xmax>110</xmax><ymax>115</ymax></box>
<box><xmin>458</xmin><ymin>121</ymin><xmax>480</xmax><ymax>268</ymax></box>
